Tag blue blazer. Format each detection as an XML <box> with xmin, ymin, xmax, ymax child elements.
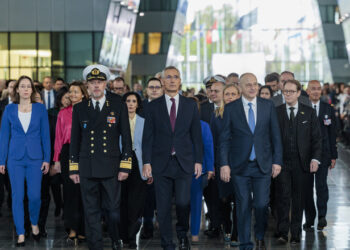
<box><xmin>120</xmin><ymin>114</ymin><xmax>146</xmax><ymax>180</ymax></box>
<box><xmin>0</xmin><ymin>103</ymin><xmax>51</xmax><ymax>165</ymax></box>
<box><xmin>200</xmin><ymin>120</ymin><xmax>214</xmax><ymax>174</ymax></box>
<box><xmin>219</xmin><ymin>97</ymin><xmax>283</xmax><ymax>175</ymax></box>
<box><xmin>142</xmin><ymin>95</ymin><xmax>203</xmax><ymax>175</ymax></box>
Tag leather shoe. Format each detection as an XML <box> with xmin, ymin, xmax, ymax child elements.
<box><xmin>112</xmin><ymin>240</ymin><xmax>122</xmax><ymax>250</ymax></box>
<box><xmin>140</xmin><ymin>229</ymin><xmax>153</xmax><ymax>239</ymax></box>
<box><xmin>303</xmin><ymin>222</ymin><xmax>315</xmax><ymax>231</ymax></box>
<box><xmin>178</xmin><ymin>237</ymin><xmax>190</xmax><ymax>250</ymax></box>
<box><xmin>317</xmin><ymin>217</ymin><xmax>327</xmax><ymax>230</ymax></box>
<box><xmin>290</xmin><ymin>236</ymin><xmax>300</xmax><ymax>245</ymax></box>
<box><xmin>40</xmin><ymin>227</ymin><xmax>48</xmax><ymax>238</ymax></box>
<box><xmin>206</xmin><ymin>227</ymin><xmax>220</xmax><ymax>238</ymax></box>
<box><xmin>255</xmin><ymin>239</ymin><xmax>266</xmax><ymax>250</ymax></box>
<box><xmin>277</xmin><ymin>235</ymin><xmax>288</xmax><ymax>244</ymax></box>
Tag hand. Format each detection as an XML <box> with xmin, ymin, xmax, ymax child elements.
<box><xmin>194</xmin><ymin>163</ymin><xmax>202</xmax><ymax>179</ymax></box>
<box><xmin>143</xmin><ymin>164</ymin><xmax>152</xmax><ymax>179</ymax></box>
<box><xmin>272</xmin><ymin>164</ymin><xmax>281</xmax><ymax>178</ymax></box>
<box><xmin>70</xmin><ymin>174</ymin><xmax>80</xmax><ymax>184</ymax></box>
<box><xmin>330</xmin><ymin>159</ymin><xmax>336</xmax><ymax>169</ymax></box>
<box><xmin>49</xmin><ymin>165</ymin><xmax>56</xmax><ymax>176</ymax></box>
<box><xmin>220</xmin><ymin>165</ymin><xmax>231</xmax><ymax>183</ymax></box>
<box><xmin>0</xmin><ymin>165</ymin><xmax>5</xmax><ymax>175</ymax></box>
<box><xmin>207</xmin><ymin>171</ymin><xmax>214</xmax><ymax>180</ymax></box>
<box><xmin>147</xmin><ymin>177</ymin><xmax>154</xmax><ymax>184</ymax></box>
<box><xmin>118</xmin><ymin>172</ymin><xmax>129</xmax><ymax>181</ymax></box>
<box><xmin>54</xmin><ymin>161</ymin><xmax>61</xmax><ymax>173</ymax></box>
<box><xmin>310</xmin><ymin>160</ymin><xmax>319</xmax><ymax>173</ymax></box>
<box><xmin>41</xmin><ymin>162</ymin><xmax>50</xmax><ymax>175</ymax></box>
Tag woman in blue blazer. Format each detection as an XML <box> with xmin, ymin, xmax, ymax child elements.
<box><xmin>190</xmin><ymin>97</ymin><xmax>214</xmax><ymax>244</ymax></box>
<box><xmin>0</xmin><ymin>76</ymin><xmax>50</xmax><ymax>247</ymax></box>
<box><xmin>120</xmin><ymin>92</ymin><xmax>148</xmax><ymax>249</ymax></box>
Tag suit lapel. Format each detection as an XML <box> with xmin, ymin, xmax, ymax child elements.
<box><xmin>255</xmin><ymin>98</ymin><xmax>263</xmax><ymax>132</ymax></box>
<box><xmin>174</xmin><ymin>95</ymin><xmax>184</xmax><ymax>132</ymax></box>
<box><xmin>160</xmin><ymin>95</ymin><xmax>172</xmax><ymax>132</ymax></box>
<box><xmin>238</xmin><ymin>98</ymin><xmax>252</xmax><ymax>134</ymax></box>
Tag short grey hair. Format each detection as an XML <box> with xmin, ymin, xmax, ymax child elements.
<box><xmin>161</xmin><ymin>66</ymin><xmax>181</xmax><ymax>78</ymax></box>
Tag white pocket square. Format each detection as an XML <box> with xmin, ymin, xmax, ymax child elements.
<box><xmin>302</xmin><ymin>121</ymin><xmax>308</xmax><ymax>124</ymax></box>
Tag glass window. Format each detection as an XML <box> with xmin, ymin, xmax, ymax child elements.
<box><xmin>160</xmin><ymin>33</ymin><xmax>171</xmax><ymax>54</ymax></box>
<box><xmin>10</xmin><ymin>68</ymin><xmax>37</xmax><ymax>81</ymax></box>
<box><xmin>94</xmin><ymin>32</ymin><xmax>103</xmax><ymax>63</ymax></box>
<box><xmin>131</xmin><ymin>33</ymin><xmax>145</xmax><ymax>54</ymax></box>
<box><xmin>10</xmin><ymin>33</ymin><xmax>36</xmax><ymax>67</ymax></box>
<box><xmin>0</xmin><ymin>33</ymin><xmax>8</xmax><ymax>67</ymax></box>
<box><xmin>0</xmin><ymin>68</ymin><xmax>9</xmax><ymax>79</ymax></box>
<box><xmin>38</xmin><ymin>68</ymin><xmax>51</xmax><ymax>82</ymax></box>
<box><xmin>148</xmin><ymin>33</ymin><xmax>161</xmax><ymax>54</ymax></box>
<box><xmin>66</xmin><ymin>68</ymin><xmax>85</xmax><ymax>82</ymax></box>
<box><xmin>38</xmin><ymin>33</ymin><xmax>51</xmax><ymax>67</ymax></box>
<box><xmin>327</xmin><ymin>41</ymin><xmax>347</xmax><ymax>59</ymax></box>
<box><xmin>66</xmin><ymin>33</ymin><xmax>92</xmax><ymax>66</ymax></box>
<box><xmin>52</xmin><ymin>32</ymin><xmax>65</xmax><ymax>67</ymax></box>
<box><xmin>163</xmin><ymin>0</ymin><xmax>178</xmax><ymax>11</ymax></box>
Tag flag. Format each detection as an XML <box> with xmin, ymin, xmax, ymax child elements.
<box><xmin>206</xmin><ymin>30</ymin><xmax>212</xmax><ymax>44</ymax></box>
<box><xmin>184</xmin><ymin>23</ymin><xmax>191</xmax><ymax>33</ymax></box>
<box><xmin>234</xmin><ymin>8</ymin><xmax>258</xmax><ymax>30</ymax></box>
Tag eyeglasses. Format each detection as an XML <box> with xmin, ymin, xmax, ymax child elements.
<box><xmin>148</xmin><ymin>86</ymin><xmax>162</xmax><ymax>90</ymax></box>
<box><xmin>165</xmin><ymin>75</ymin><xmax>180</xmax><ymax>80</ymax></box>
<box><xmin>282</xmin><ymin>90</ymin><xmax>297</xmax><ymax>95</ymax></box>
<box><xmin>113</xmin><ymin>87</ymin><xmax>124</xmax><ymax>91</ymax></box>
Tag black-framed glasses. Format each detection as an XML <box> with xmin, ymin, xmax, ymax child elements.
<box><xmin>148</xmin><ymin>86</ymin><xmax>162</xmax><ymax>90</ymax></box>
<box><xmin>282</xmin><ymin>90</ymin><xmax>297</xmax><ymax>95</ymax></box>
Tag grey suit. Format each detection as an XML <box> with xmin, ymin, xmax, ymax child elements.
<box><xmin>272</xmin><ymin>93</ymin><xmax>311</xmax><ymax>107</ymax></box>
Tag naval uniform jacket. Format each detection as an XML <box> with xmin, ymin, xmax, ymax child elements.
<box><xmin>69</xmin><ymin>95</ymin><xmax>132</xmax><ymax>178</ymax></box>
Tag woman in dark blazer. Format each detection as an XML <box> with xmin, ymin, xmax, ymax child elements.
<box><xmin>0</xmin><ymin>76</ymin><xmax>50</xmax><ymax>246</ymax></box>
<box><xmin>189</xmin><ymin>97</ymin><xmax>214</xmax><ymax>244</ymax></box>
<box><xmin>211</xmin><ymin>84</ymin><xmax>240</xmax><ymax>246</ymax></box>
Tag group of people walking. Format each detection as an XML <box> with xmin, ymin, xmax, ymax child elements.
<box><xmin>0</xmin><ymin>64</ymin><xmax>337</xmax><ymax>250</ymax></box>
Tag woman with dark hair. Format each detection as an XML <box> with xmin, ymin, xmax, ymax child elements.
<box><xmin>120</xmin><ymin>92</ymin><xmax>147</xmax><ymax>249</ymax></box>
<box><xmin>0</xmin><ymin>75</ymin><xmax>50</xmax><ymax>246</ymax></box>
<box><xmin>259</xmin><ymin>85</ymin><xmax>273</xmax><ymax>99</ymax></box>
<box><xmin>53</xmin><ymin>81</ymin><xmax>88</xmax><ymax>245</ymax></box>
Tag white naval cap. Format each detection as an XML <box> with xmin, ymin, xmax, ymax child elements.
<box><xmin>82</xmin><ymin>64</ymin><xmax>111</xmax><ymax>81</ymax></box>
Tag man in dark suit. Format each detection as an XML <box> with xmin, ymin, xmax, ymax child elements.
<box><xmin>139</xmin><ymin>77</ymin><xmax>163</xmax><ymax>118</ymax></box>
<box><xmin>220</xmin><ymin>73</ymin><xmax>283</xmax><ymax>250</ymax></box>
<box><xmin>142</xmin><ymin>66</ymin><xmax>203</xmax><ymax>250</ymax></box>
<box><xmin>40</xmin><ymin>76</ymin><xmax>57</xmax><ymax>110</ymax></box>
<box><xmin>275</xmin><ymin>79</ymin><xmax>322</xmax><ymax>245</ymax></box>
<box><xmin>303</xmin><ymin>80</ymin><xmax>337</xmax><ymax>231</ymax></box>
<box><xmin>69</xmin><ymin>64</ymin><xmax>133</xmax><ymax>250</ymax></box>
<box><xmin>272</xmin><ymin>71</ymin><xmax>311</xmax><ymax>107</ymax></box>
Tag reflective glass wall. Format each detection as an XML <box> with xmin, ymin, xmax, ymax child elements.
<box><xmin>168</xmin><ymin>0</ymin><xmax>332</xmax><ymax>86</ymax></box>
<box><xmin>0</xmin><ymin>32</ymin><xmax>103</xmax><ymax>82</ymax></box>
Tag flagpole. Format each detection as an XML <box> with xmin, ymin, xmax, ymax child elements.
<box><xmin>186</xmin><ymin>28</ymin><xmax>190</xmax><ymax>84</ymax></box>
<box><xmin>203</xmin><ymin>23</ymin><xmax>208</xmax><ymax>78</ymax></box>
<box><xmin>196</xmin><ymin>12</ymin><xmax>201</xmax><ymax>84</ymax></box>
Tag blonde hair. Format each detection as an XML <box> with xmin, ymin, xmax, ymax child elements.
<box><xmin>215</xmin><ymin>84</ymin><xmax>241</xmax><ymax>118</ymax></box>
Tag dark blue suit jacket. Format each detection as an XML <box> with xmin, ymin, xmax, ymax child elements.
<box><xmin>219</xmin><ymin>97</ymin><xmax>283</xmax><ymax>175</ymax></box>
<box><xmin>0</xmin><ymin>103</ymin><xmax>51</xmax><ymax>164</ymax></box>
<box><xmin>142</xmin><ymin>95</ymin><xmax>203</xmax><ymax>175</ymax></box>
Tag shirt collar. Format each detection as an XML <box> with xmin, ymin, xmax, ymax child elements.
<box><xmin>242</xmin><ymin>96</ymin><xmax>257</xmax><ymax>107</ymax></box>
<box><xmin>286</xmin><ymin>101</ymin><xmax>299</xmax><ymax>110</ymax></box>
<box><xmin>165</xmin><ymin>93</ymin><xmax>179</xmax><ymax>103</ymax></box>
<box><xmin>91</xmin><ymin>95</ymin><xmax>106</xmax><ymax>106</ymax></box>
<box><xmin>311</xmin><ymin>100</ymin><xmax>320</xmax><ymax>108</ymax></box>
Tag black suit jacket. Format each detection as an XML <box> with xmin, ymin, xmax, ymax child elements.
<box><xmin>142</xmin><ymin>94</ymin><xmax>203</xmax><ymax>175</ymax></box>
<box><xmin>317</xmin><ymin>101</ymin><xmax>338</xmax><ymax>165</ymax></box>
<box><xmin>40</xmin><ymin>89</ymin><xmax>57</xmax><ymax>108</ymax></box>
<box><xmin>69</xmin><ymin>94</ymin><xmax>133</xmax><ymax>178</ymax></box>
<box><xmin>276</xmin><ymin>103</ymin><xmax>322</xmax><ymax>171</ymax></box>
<box><xmin>200</xmin><ymin>100</ymin><xmax>214</xmax><ymax>124</ymax></box>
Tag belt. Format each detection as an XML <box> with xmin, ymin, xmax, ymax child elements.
<box><xmin>248</xmin><ymin>159</ymin><xmax>257</xmax><ymax>163</ymax></box>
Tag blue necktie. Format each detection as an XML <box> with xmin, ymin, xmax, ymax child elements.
<box><xmin>47</xmin><ymin>91</ymin><xmax>51</xmax><ymax>109</ymax></box>
<box><xmin>248</xmin><ymin>102</ymin><xmax>256</xmax><ymax>160</ymax></box>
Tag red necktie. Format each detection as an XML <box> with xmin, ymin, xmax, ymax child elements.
<box><xmin>170</xmin><ymin>98</ymin><xmax>176</xmax><ymax>131</ymax></box>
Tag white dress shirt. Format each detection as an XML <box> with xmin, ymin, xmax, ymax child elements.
<box><xmin>312</xmin><ymin>101</ymin><xmax>320</xmax><ymax>117</ymax></box>
<box><xmin>18</xmin><ymin>111</ymin><xmax>31</xmax><ymax>133</ymax></box>
<box><xmin>286</xmin><ymin>102</ymin><xmax>298</xmax><ymax>119</ymax></box>
<box><xmin>44</xmin><ymin>89</ymin><xmax>55</xmax><ymax>109</ymax></box>
<box><xmin>8</xmin><ymin>97</ymin><xmax>12</xmax><ymax>104</ymax></box>
<box><xmin>165</xmin><ymin>93</ymin><xmax>179</xmax><ymax>117</ymax></box>
<box><xmin>92</xmin><ymin>95</ymin><xmax>106</xmax><ymax>110</ymax></box>
<box><xmin>242</xmin><ymin>96</ymin><xmax>257</xmax><ymax>125</ymax></box>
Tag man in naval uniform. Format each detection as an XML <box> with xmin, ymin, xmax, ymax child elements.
<box><xmin>69</xmin><ymin>64</ymin><xmax>132</xmax><ymax>250</ymax></box>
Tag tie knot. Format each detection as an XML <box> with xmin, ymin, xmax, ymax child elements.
<box><xmin>170</xmin><ymin>98</ymin><xmax>175</xmax><ymax>103</ymax></box>
<box><xmin>314</xmin><ymin>105</ymin><xmax>317</xmax><ymax>109</ymax></box>
<box><xmin>248</xmin><ymin>102</ymin><xmax>253</xmax><ymax>108</ymax></box>
<box><xmin>289</xmin><ymin>107</ymin><xmax>295</xmax><ymax>111</ymax></box>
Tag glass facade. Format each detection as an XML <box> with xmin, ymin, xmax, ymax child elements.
<box><xmin>167</xmin><ymin>0</ymin><xmax>333</xmax><ymax>86</ymax></box>
<box><xmin>0</xmin><ymin>32</ymin><xmax>103</xmax><ymax>82</ymax></box>
<box><xmin>139</xmin><ymin>0</ymin><xmax>178</xmax><ymax>11</ymax></box>
<box><xmin>338</xmin><ymin>0</ymin><xmax>350</xmax><ymax>64</ymax></box>
<box><xmin>131</xmin><ymin>32</ymin><xmax>171</xmax><ymax>55</ymax></box>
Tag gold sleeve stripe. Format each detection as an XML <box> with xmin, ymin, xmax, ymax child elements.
<box><xmin>69</xmin><ymin>162</ymin><xmax>79</xmax><ymax>171</ymax></box>
<box><xmin>120</xmin><ymin>159</ymin><xmax>132</xmax><ymax>170</ymax></box>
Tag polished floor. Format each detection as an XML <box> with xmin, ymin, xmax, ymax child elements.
<box><xmin>1</xmin><ymin>145</ymin><xmax>350</xmax><ymax>249</ymax></box>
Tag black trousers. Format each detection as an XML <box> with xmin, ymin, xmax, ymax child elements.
<box><xmin>154</xmin><ymin>156</ymin><xmax>192</xmax><ymax>250</ymax></box>
<box><xmin>275</xmin><ymin>160</ymin><xmax>307</xmax><ymax>237</ymax></box>
<box><xmin>222</xmin><ymin>194</ymin><xmax>238</xmax><ymax>240</ymax></box>
<box><xmin>80</xmin><ymin>176</ymin><xmax>121</xmax><ymax>250</ymax></box>
<box><xmin>203</xmin><ymin>178</ymin><xmax>222</xmax><ymax>228</ymax></box>
<box><xmin>142</xmin><ymin>182</ymin><xmax>156</xmax><ymax>232</ymax></box>
<box><xmin>50</xmin><ymin>173</ymin><xmax>63</xmax><ymax>212</ymax></box>
<box><xmin>61</xmin><ymin>144</ymin><xmax>85</xmax><ymax>235</ymax></box>
<box><xmin>120</xmin><ymin>152</ymin><xmax>147</xmax><ymax>244</ymax></box>
<box><xmin>38</xmin><ymin>173</ymin><xmax>51</xmax><ymax>230</ymax></box>
<box><xmin>0</xmin><ymin>171</ymin><xmax>11</xmax><ymax>210</ymax></box>
<box><xmin>304</xmin><ymin>163</ymin><xmax>329</xmax><ymax>223</ymax></box>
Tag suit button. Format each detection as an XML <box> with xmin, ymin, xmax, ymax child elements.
<box><xmin>91</xmin><ymin>131</ymin><xmax>94</xmax><ymax>134</ymax></box>
<box><xmin>104</xmin><ymin>149</ymin><xmax>107</xmax><ymax>153</ymax></box>
<box><xmin>103</xmin><ymin>143</ymin><xmax>106</xmax><ymax>146</ymax></box>
<box><xmin>91</xmin><ymin>150</ymin><xmax>94</xmax><ymax>153</ymax></box>
<box><xmin>91</xmin><ymin>137</ymin><xmax>94</xmax><ymax>140</ymax></box>
<box><xmin>103</xmin><ymin>130</ymin><xmax>106</xmax><ymax>133</ymax></box>
<box><xmin>91</xmin><ymin>144</ymin><xmax>94</xmax><ymax>147</ymax></box>
<box><xmin>109</xmin><ymin>124</ymin><xmax>112</xmax><ymax>127</ymax></box>
<box><xmin>103</xmin><ymin>137</ymin><xmax>106</xmax><ymax>140</ymax></box>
